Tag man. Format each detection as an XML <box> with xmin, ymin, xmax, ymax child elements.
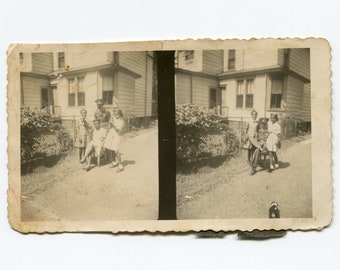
<box><xmin>249</xmin><ymin>117</ymin><xmax>269</xmax><ymax>175</ymax></box>
<box><xmin>80</xmin><ymin>120</ymin><xmax>107</xmax><ymax>171</ymax></box>
<box><xmin>94</xmin><ymin>99</ymin><xmax>111</xmax><ymax>130</ymax></box>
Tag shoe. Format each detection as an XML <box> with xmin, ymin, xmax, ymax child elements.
<box><xmin>80</xmin><ymin>158</ymin><xmax>86</xmax><ymax>164</ymax></box>
<box><xmin>270</xmin><ymin>165</ymin><xmax>274</xmax><ymax>170</ymax></box>
<box><xmin>250</xmin><ymin>168</ymin><xmax>256</xmax><ymax>175</ymax></box>
<box><xmin>109</xmin><ymin>162</ymin><xmax>118</xmax><ymax>168</ymax></box>
<box><xmin>116</xmin><ymin>166</ymin><xmax>124</xmax><ymax>173</ymax></box>
<box><xmin>274</xmin><ymin>163</ymin><xmax>279</xmax><ymax>169</ymax></box>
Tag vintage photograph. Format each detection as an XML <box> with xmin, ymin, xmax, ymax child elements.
<box><xmin>18</xmin><ymin>49</ymin><xmax>159</xmax><ymax>221</ymax></box>
<box><xmin>7</xmin><ymin>39</ymin><xmax>332</xmax><ymax>232</ymax></box>
<box><xmin>175</xmin><ymin>48</ymin><xmax>313</xmax><ymax>219</ymax></box>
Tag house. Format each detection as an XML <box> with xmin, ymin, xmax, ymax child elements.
<box><xmin>20</xmin><ymin>50</ymin><xmax>155</xmax><ymax>124</ymax></box>
<box><xmin>175</xmin><ymin>48</ymin><xmax>311</xmax><ymax>129</ymax></box>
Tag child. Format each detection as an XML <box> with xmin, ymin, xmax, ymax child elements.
<box><xmin>74</xmin><ymin>109</ymin><xmax>91</xmax><ymax>162</ymax></box>
<box><xmin>267</xmin><ymin>113</ymin><xmax>281</xmax><ymax>171</ymax></box>
<box><xmin>104</xmin><ymin>109</ymin><xmax>125</xmax><ymax>172</ymax></box>
<box><xmin>244</xmin><ymin>110</ymin><xmax>259</xmax><ymax>164</ymax></box>
<box><xmin>80</xmin><ymin>120</ymin><xmax>107</xmax><ymax>170</ymax></box>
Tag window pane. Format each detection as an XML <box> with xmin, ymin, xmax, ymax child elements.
<box><xmin>78</xmin><ymin>92</ymin><xmax>85</xmax><ymax>106</ymax></box>
<box><xmin>236</xmin><ymin>95</ymin><xmax>243</xmax><ymax>108</ymax></box>
<box><xmin>246</xmin><ymin>80</ymin><xmax>254</xmax><ymax>94</ymax></box>
<box><xmin>271</xmin><ymin>79</ymin><xmax>283</xmax><ymax>94</ymax></box>
<box><xmin>228</xmin><ymin>49</ymin><xmax>235</xmax><ymax>70</ymax></box>
<box><xmin>68</xmin><ymin>93</ymin><xmax>75</xmax><ymax>106</ymax></box>
<box><xmin>246</xmin><ymin>94</ymin><xmax>253</xmax><ymax>108</ymax></box>
<box><xmin>270</xmin><ymin>94</ymin><xmax>282</xmax><ymax>109</ymax></box>
<box><xmin>103</xmin><ymin>90</ymin><xmax>114</xmax><ymax>105</ymax></box>
<box><xmin>78</xmin><ymin>77</ymin><xmax>84</xmax><ymax>92</ymax></box>
<box><xmin>69</xmin><ymin>79</ymin><xmax>75</xmax><ymax>93</ymax></box>
<box><xmin>102</xmin><ymin>75</ymin><xmax>113</xmax><ymax>90</ymax></box>
<box><xmin>184</xmin><ymin>50</ymin><xmax>194</xmax><ymax>61</ymax></box>
<box><xmin>237</xmin><ymin>81</ymin><xmax>243</xmax><ymax>95</ymax></box>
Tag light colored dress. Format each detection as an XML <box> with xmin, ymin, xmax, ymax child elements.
<box><xmin>245</xmin><ymin>119</ymin><xmax>258</xmax><ymax>149</ymax></box>
<box><xmin>266</xmin><ymin>122</ymin><xmax>281</xmax><ymax>152</ymax></box>
<box><xmin>104</xmin><ymin>118</ymin><xmax>124</xmax><ymax>151</ymax></box>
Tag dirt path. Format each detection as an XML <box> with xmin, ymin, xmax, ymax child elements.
<box><xmin>21</xmin><ymin>129</ymin><xmax>158</xmax><ymax>221</ymax></box>
<box><xmin>177</xmin><ymin>137</ymin><xmax>312</xmax><ymax>219</ymax></box>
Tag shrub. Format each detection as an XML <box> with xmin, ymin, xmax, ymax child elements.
<box><xmin>21</xmin><ymin>107</ymin><xmax>73</xmax><ymax>162</ymax></box>
<box><xmin>176</xmin><ymin>104</ymin><xmax>239</xmax><ymax>162</ymax></box>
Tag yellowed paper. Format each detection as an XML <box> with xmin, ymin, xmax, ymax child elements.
<box><xmin>7</xmin><ymin>38</ymin><xmax>332</xmax><ymax>233</ymax></box>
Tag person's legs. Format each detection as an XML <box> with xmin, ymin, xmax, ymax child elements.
<box><xmin>250</xmin><ymin>148</ymin><xmax>260</xmax><ymax>175</ymax></box>
<box><xmin>116</xmin><ymin>152</ymin><xmax>124</xmax><ymax>172</ymax></box>
<box><xmin>109</xmin><ymin>150</ymin><xmax>118</xmax><ymax>168</ymax></box>
<box><xmin>78</xmin><ymin>148</ymin><xmax>83</xmax><ymax>161</ymax></box>
<box><xmin>272</xmin><ymin>152</ymin><xmax>279</xmax><ymax>168</ymax></box>
<box><xmin>268</xmin><ymin>151</ymin><xmax>274</xmax><ymax>170</ymax></box>
<box><xmin>80</xmin><ymin>141</ymin><xmax>94</xmax><ymax>163</ymax></box>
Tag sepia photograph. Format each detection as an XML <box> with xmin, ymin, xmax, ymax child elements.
<box><xmin>7</xmin><ymin>39</ymin><xmax>332</xmax><ymax>232</ymax></box>
<box><xmin>18</xmin><ymin>49</ymin><xmax>159</xmax><ymax>222</ymax></box>
<box><xmin>175</xmin><ymin>48</ymin><xmax>312</xmax><ymax>219</ymax></box>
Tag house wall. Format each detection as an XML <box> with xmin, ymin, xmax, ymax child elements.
<box><xmin>175</xmin><ymin>73</ymin><xmax>192</xmax><ymax>104</ymax></box>
<box><xmin>288</xmin><ymin>49</ymin><xmax>310</xmax><ymax>79</ymax></box>
<box><xmin>224</xmin><ymin>49</ymin><xmax>279</xmax><ymax>72</ymax></box>
<box><xmin>20</xmin><ymin>53</ymin><xmax>33</xmax><ymax>72</ymax></box>
<box><xmin>56</xmin><ymin>71</ymin><xmax>99</xmax><ymax>120</ymax></box>
<box><xmin>177</xmin><ymin>50</ymin><xmax>203</xmax><ymax>72</ymax></box>
<box><xmin>221</xmin><ymin>74</ymin><xmax>268</xmax><ymax>119</ymax></box>
<box><xmin>32</xmin><ymin>53</ymin><xmax>54</xmax><ymax>74</ymax></box>
<box><xmin>175</xmin><ymin>71</ymin><xmax>219</xmax><ymax>108</ymax></box>
<box><xmin>301</xmin><ymin>83</ymin><xmax>311</xmax><ymax>122</ymax></box>
<box><xmin>284</xmin><ymin>75</ymin><xmax>304</xmax><ymax>119</ymax></box>
<box><xmin>116</xmin><ymin>71</ymin><xmax>135</xmax><ymax>116</ymax></box>
<box><xmin>119</xmin><ymin>51</ymin><xmax>153</xmax><ymax>118</ymax></box>
<box><xmin>21</xmin><ymin>75</ymin><xmax>50</xmax><ymax>107</ymax></box>
<box><xmin>202</xmin><ymin>50</ymin><xmax>224</xmax><ymax>74</ymax></box>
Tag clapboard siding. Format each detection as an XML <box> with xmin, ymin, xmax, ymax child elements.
<box><xmin>32</xmin><ymin>53</ymin><xmax>54</xmax><ymax>74</ymax></box>
<box><xmin>233</xmin><ymin>49</ymin><xmax>279</xmax><ymax>71</ymax></box>
<box><xmin>284</xmin><ymin>75</ymin><xmax>304</xmax><ymax>118</ymax></box>
<box><xmin>288</xmin><ymin>48</ymin><xmax>310</xmax><ymax>79</ymax></box>
<box><xmin>177</xmin><ymin>50</ymin><xmax>203</xmax><ymax>72</ymax></box>
<box><xmin>116</xmin><ymin>71</ymin><xmax>135</xmax><ymax>115</ymax></box>
<box><xmin>301</xmin><ymin>83</ymin><xmax>311</xmax><ymax>121</ymax></box>
<box><xmin>175</xmin><ymin>73</ymin><xmax>191</xmax><ymax>104</ymax></box>
<box><xmin>192</xmin><ymin>76</ymin><xmax>219</xmax><ymax>108</ymax></box>
<box><xmin>21</xmin><ymin>75</ymin><xmax>50</xmax><ymax>107</ymax></box>
<box><xmin>119</xmin><ymin>51</ymin><xmax>153</xmax><ymax>118</ymax></box>
<box><xmin>202</xmin><ymin>50</ymin><xmax>224</xmax><ymax>74</ymax></box>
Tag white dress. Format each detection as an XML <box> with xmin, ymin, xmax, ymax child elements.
<box><xmin>104</xmin><ymin>118</ymin><xmax>124</xmax><ymax>151</ymax></box>
<box><xmin>266</xmin><ymin>122</ymin><xmax>281</xmax><ymax>152</ymax></box>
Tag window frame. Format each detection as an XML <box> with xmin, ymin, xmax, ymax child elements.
<box><xmin>270</xmin><ymin>77</ymin><xmax>284</xmax><ymax>109</ymax></box>
<box><xmin>58</xmin><ymin>52</ymin><xmax>65</xmax><ymax>69</ymax></box>
<box><xmin>228</xmin><ymin>49</ymin><xmax>236</xmax><ymax>70</ymax></box>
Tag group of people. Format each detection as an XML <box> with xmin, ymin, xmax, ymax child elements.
<box><xmin>74</xmin><ymin>99</ymin><xmax>124</xmax><ymax>172</ymax></box>
<box><xmin>244</xmin><ymin>110</ymin><xmax>282</xmax><ymax>175</ymax></box>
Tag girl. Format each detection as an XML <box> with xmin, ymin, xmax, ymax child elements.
<box><xmin>267</xmin><ymin>113</ymin><xmax>281</xmax><ymax>171</ymax></box>
<box><xmin>245</xmin><ymin>110</ymin><xmax>259</xmax><ymax>164</ymax></box>
<box><xmin>104</xmin><ymin>109</ymin><xmax>125</xmax><ymax>172</ymax></box>
<box><xmin>74</xmin><ymin>109</ymin><xmax>91</xmax><ymax>162</ymax></box>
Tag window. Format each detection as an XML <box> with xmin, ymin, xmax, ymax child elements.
<box><xmin>228</xmin><ymin>49</ymin><xmax>235</xmax><ymax>70</ymax></box>
<box><xmin>245</xmin><ymin>79</ymin><xmax>254</xmax><ymax>108</ymax></box>
<box><xmin>68</xmin><ymin>78</ymin><xmax>76</xmax><ymax>106</ymax></box>
<box><xmin>270</xmin><ymin>78</ymin><xmax>283</xmax><ymax>109</ymax></box>
<box><xmin>102</xmin><ymin>75</ymin><xmax>114</xmax><ymax>105</ymax></box>
<box><xmin>236</xmin><ymin>80</ymin><xmax>244</xmax><ymax>108</ymax></box>
<box><xmin>77</xmin><ymin>77</ymin><xmax>85</xmax><ymax>106</ymax></box>
<box><xmin>184</xmin><ymin>50</ymin><xmax>194</xmax><ymax>61</ymax></box>
<box><xmin>58</xmin><ymin>52</ymin><xmax>65</xmax><ymax>68</ymax></box>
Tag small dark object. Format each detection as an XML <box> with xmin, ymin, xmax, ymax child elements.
<box><xmin>269</xmin><ymin>201</ymin><xmax>280</xmax><ymax>218</ymax></box>
<box><xmin>277</xmin><ymin>141</ymin><xmax>281</xmax><ymax>149</ymax></box>
<box><xmin>238</xmin><ymin>230</ymin><xmax>286</xmax><ymax>240</ymax></box>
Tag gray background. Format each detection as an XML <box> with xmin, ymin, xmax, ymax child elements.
<box><xmin>0</xmin><ymin>0</ymin><xmax>339</xmax><ymax>269</ymax></box>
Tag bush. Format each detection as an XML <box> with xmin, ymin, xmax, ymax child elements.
<box><xmin>176</xmin><ymin>104</ymin><xmax>239</xmax><ymax>162</ymax></box>
<box><xmin>21</xmin><ymin>107</ymin><xmax>73</xmax><ymax>162</ymax></box>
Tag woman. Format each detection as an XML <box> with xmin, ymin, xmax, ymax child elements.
<box><xmin>104</xmin><ymin>109</ymin><xmax>125</xmax><ymax>172</ymax></box>
<box><xmin>266</xmin><ymin>113</ymin><xmax>281</xmax><ymax>171</ymax></box>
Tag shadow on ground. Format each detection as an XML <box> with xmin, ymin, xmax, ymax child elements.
<box><xmin>21</xmin><ymin>154</ymin><xmax>66</xmax><ymax>175</ymax></box>
<box><xmin>176</xmin><ymin>154</ymin><xmax>234</xmax><ymax>175</ymax></box>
